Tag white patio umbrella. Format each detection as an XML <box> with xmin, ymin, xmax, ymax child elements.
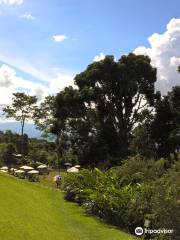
<box><xmin>67</xmin><ymin>167</ymin><xmax>79</xmax><ymax>173</ymax></box>
<box><xmin>28</xmin><ymin>170</ymin><xmax>39</xmax><ymax>174</ymax></box>
<box><xmin>20</xmin><ymin>166</ymin><xmax>34</xmax><ymax>170</ymax></box>
<box><xmin>15</xmin><ymin>170</ymin><xmax>25</xmax><ymax>173</ymax></box>
<box><xmin>13</xmin><ymin>154</ymin><xmax>22</xmax><ymax>157</ymax></box>
<box><xmin>0</xmin><ymin>170</ymin><xmax>8</xmax><ymax>173</ymax></box>
<box><xmin>37</xmin><ymin>164</ymin><xmax>47</xmax><ymax>169</ymax></box>
<box><xmin>0</xmin><ymin>166</ymin><xmax>8</xmax><ymax>170</ymax></box>
<box><xmin>74</xmin><ymin>165</ymin><xmax>81</xmax><ymax>168</ymax></box>
<box><xmin>64</xmin><ymin>162</ymin><xmax>72</xmax><ymax>167</ymax></box>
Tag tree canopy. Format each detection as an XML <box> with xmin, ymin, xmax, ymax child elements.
<box><xmin>52</xmin><ymin>53</ymin><xmax>157</xmax><ymax>166</ymax></box>
<box><xmin>151</xmin><ymin>86</ymin><xmax>180</xmax><ymax>160</ymax></box>
<box><xmin>3</xmin><ymin>93</ymin><xmax>37</xmax><ymax>155</ymax></box>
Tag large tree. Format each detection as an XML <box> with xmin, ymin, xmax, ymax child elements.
<box><xmin>3</xmin><ymin>93</ymin><xmax>37</xmax><ymax>155</ymax></box>
<box><xmin>75</xmin><ymin>54</ymin><xmax>156</xmax><ymax>159</ymax></box>
<box><xmin>151</xmin><ymin>86</ymin><xmax>180</xmax><ymax>160</ymax></box>
<box><xmin>34</xmin><ymin>95</ymin><xmax>66</xmax><ymax>171</ymax></box>
<box><xmin>54</xmin><ymin>86</ymin><xmax>99</xmax><ymax>166</ymax></box>
<box><xmin>34</xmin><ymin>95</ymin><xmax>56</xmax><ymax>137</ymax></box>
<box><xmin>53</xmin><ymin>53</ymin><xmax>157</xmax><ymax>166</ymax></box>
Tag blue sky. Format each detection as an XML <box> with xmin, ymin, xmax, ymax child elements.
<box><xmin>0</xmin><ymin>0</ymin><xmax>180</xmax><ymax>105</ymax></box>
<box><xmin>1</xmin><ymin>0</ymin><xmax>179</xmax><ymax>68</ymax></box>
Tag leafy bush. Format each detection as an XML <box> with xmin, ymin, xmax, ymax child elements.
<box><xmin>115</xmin><ymin>155</ymin><xmax>167</xmax><ymax>185</ymax></box>
<box><xmin>0</xmin><ymin>143</ymin><xmax>17</xmax><ymax>166</ymax></box>
<box><xmin>151</xmin><ymin>161</ymin><xmax>180</xmax><ymax>239</ymax></box>
<box><xmin>62</xmin><ymin>157</ymin><xmax>180</xmax><ymax>239</ymax></box>
<box><xmin>62</xmin><ymin>169</ymin><xmax>97</xmax><ymax>203</ymax></box>
<box><xmin>62</xmin><ymin>166</ymin><xmax>153</xmax><ymax>232</ymax></box>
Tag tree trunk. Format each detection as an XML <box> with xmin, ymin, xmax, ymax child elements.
<box><xmin>21</xmin><ymin>119</ymin><xmax>25</xmax><ymax>156</ymax></box>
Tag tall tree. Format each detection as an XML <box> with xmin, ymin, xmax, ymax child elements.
<box><xmin>151</xmin><ymin>86</ymin><xmax>180</xmax><ymax>160</ymax></box>
<box><xmin>54</xmin><ymin>86</ymin><xmax>98</xmax><ymax>166</ymax></box>
<box><xmin>34</xmin><ymin>96</ymin><xmax>56</xmax><ymax>137</ymax></box>
<box><xmin>74</xmin><ymin>53</ymin><xmax>156</xmax><ymax>160</ymax></box>
<box><xmin>3</xmin><ymin>93</ymin><xmax>37</xmax><ymax>155</ymax></box>
<box><xmin>53</xmin><ymin>54</ymin><xmax>157</xmax><ymax>166</ymax></box>
<box><xmin>34</xmin><ymin>95</ymin><xmax>63</xmax><ymax>171</ymax></box>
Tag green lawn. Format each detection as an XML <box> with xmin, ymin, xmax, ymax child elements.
<box><xmin>0</xmin><ymin>172</ymin><xmax>136</xmax><ymax>240</ymax></box>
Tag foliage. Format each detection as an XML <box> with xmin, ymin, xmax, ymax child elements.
<box><xmin>0</xmin><ymin>130</ymin><xmax>56</xmax><ymax>167</ymax></box>
<box><xmin>52</xmin><ymin>54</ymin><xmax>157</xmax><ymax>166</ymax></box>
<box><xmin>62</xmin><ymin>166</ymin><xmax>152</xmax><ymax>232</ymax></box>
<box><xmin>34</xmin><ymin>95</ymin><xmax>56</xmax><ymax>137</ymax></box>
<box><xmin>34</xmin><ymin>95</ymin><xmax>74</xmax><ymax>169</ymax></box>
<box><xmin>3</xmin><ymin>93</ymin><xmax>37</xmax><ymax>136</ymax></box>
<box><xmin>130</xmin><ymin>124</ymin><xmax>156</xmax><ymax>158</ymax></box>
<box><xmin>115</xmin><ymin>155</ymin><xmax>167</xmax><ymax>184</ymax></box>
<box><xmin>32</xmin><ymin>55</ymin><xmax>178</xmax><ymax>168</ymax></box>
<box><xmin>151</xmin><ymin>87</ymin><xmax>180</xmax><ymax>160</ymax></box>
<box><xmin>3</xmin><ymin>93</ymin><xmax>37</xmax><ymax>155</ymax></box>
<box><xmin>62</xmin><ymin>156</ymin><xmax>179</xmax><ymax>239</ymax></box>
<box><xmin>0</xmin><ymin>143</ymin><xmax>17</xmax><ymax>166</ymax></box>
<box><xmin>151</xmin><ymin>161</ymin><xmax>180</xmax><ymax>239</ymax></box>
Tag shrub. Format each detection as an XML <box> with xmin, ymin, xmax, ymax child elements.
<box><xmin>62</xmin><ymin>158</ymin><xmax>179</xmax><ymax>239</ymax></box>
<box><xmin>115</xmin><ymin>155</ymin><xmax>167</xmax><ymax>185</ymax></box>
<box><xmin>62</xmin><ymin>169</ymin><xmax>97</xmax><ymax>203</ymax></box>
<box><xmin>62</xmin><ymin>167</ymin><xmax>153</xmax><ymax>232</ymax></box>
<box><xmin>151</xmin><ymin>161</ymin><xmax>180</xmax><ymax>239</ymax></box>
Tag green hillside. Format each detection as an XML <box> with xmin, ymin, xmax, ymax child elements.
<box><xmin>0</xmin><ymin>173</ymin><xmax>136</xmax><ymax>240</ymax></box>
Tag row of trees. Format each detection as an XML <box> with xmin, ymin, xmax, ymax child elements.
<box><xmin>3</xmin><ymin>53</ymin><xmax>180</xmax><ymax>167</ymax></box>
<box><xmin>0</xmin><ymin>130</ymin><xmax>56</xmax><ymax>167</ymax></box>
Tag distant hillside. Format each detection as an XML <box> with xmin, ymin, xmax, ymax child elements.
<box><xmin>0</xmin><ymin>122</ymin><xmax>41</xmax><ymax>138</ymax></box>
<box><xmin>0</xmin><ymin>104</ymin><xmax>41</xmax><ymax>138</ymax></box>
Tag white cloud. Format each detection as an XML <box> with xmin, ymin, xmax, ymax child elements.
<box><xmin>134</xmin><ymin>18</ymin><xmax>180</xmax><ymax>94</ymax></box>
<box><xmin>0</xmin><ymin>64</ymin><xmax>15</xmax><ymax>87</ymax></box>
<box><xmin>0</xmin><ymin>0</ymin><xmax>23</xmax><ymax>5</ymax></box>
<box><xmin>48</xmin><ymin>73</ymin><xmax>75</xmax><ymax>94</ymax></box>
<box><xmin>20</xmin><ymin>13</ymin><xmax>35</xmax><ymax>20</ymax></box>
<box><xmin>0</xmin><ymin>64</ymin><xmax>76</xmax><ymax>105</ymax></box>
<box><xmin>0</xmin><ymin>50</ymin><xmax>76</xmax><ymax>103</ymax></box>
<box><xmin>0</xmin><ymin>36</ymin><xmax>70</xmax><ymax>85</ymax></box>
<box><xmin>52</xmin><ymin>35</ymin><xmax>67</xmax><ymax>42</ymax></box>
<box><xmin>0</xmin><ymin>64</ymin><xmax>47</xmax><ymax>104</ymax></box>
<box><xmin>0</xmin><ymin>52</ymin><xmax>52</xmax><ymax>82</ymax></box>
<box><xmin>93</xmin><ymin>52</ymin><xmax>105</xmax><ymax>62</ymax></box>
<box><xmin>0</xmin><ymin>65</ymin><xmax>75</xmax><ymax>123</ymax></box>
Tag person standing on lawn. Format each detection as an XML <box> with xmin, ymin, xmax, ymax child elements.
<box><xmin>54</xmin><ymin>175</ymin><xmax>62</xmax><ymax>188</ymax></box>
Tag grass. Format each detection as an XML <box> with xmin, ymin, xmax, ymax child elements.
<box><xmin>0</xmin><ymin>172</ymin><xmax>136</xmax><ymax>240</ymax></box>
<box><xmin>39</xmin><ymin>169</ymin><xmax>62</xmax><ymax>188</ymax></box>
